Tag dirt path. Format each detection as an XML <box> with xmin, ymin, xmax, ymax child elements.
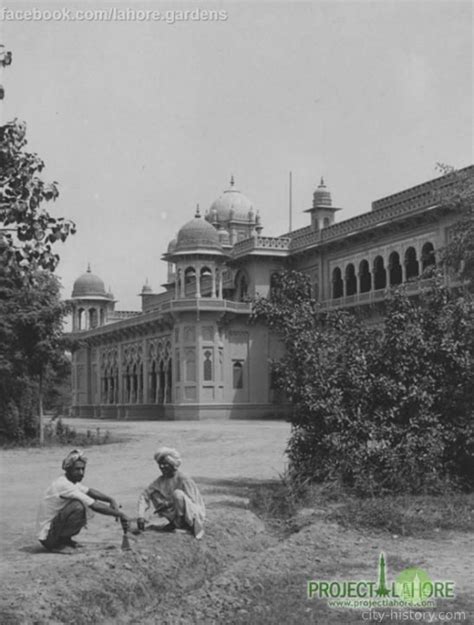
<box><xmin>1</xmin><ymin>419</ymin><xmax>472</xmax><ymax>624</ymax></box>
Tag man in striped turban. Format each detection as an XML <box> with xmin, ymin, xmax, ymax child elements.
<box><xmin>137</xmin><ymin>447</ymin><xmax>205</xmax><ymax>539</ymax></box>
<box><xmin>37</xmin><ymin>449</ymin><xmax>130</xmax><ymax>553</ymax></box>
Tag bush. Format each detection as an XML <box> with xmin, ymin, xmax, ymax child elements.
<box><xmin>43</xmin><ymin>418</ymin><xmax>111</xmax><ymax>447</ymax></box>
<box><xmin>252</xmin><ymin>271</ymin><xmax>474</xmax><ymax>495</ymax></box>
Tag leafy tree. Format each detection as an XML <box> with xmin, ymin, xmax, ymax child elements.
<box><xmin>252</xmin><ymin>271</ymin><xmax>474</xmax><ymax>494</ymax></box>
<box><xmin>0</xmin><ymin>119</ymin><xmax>75</xmax><ymax>274</ymax></box>
<box><xmin>0</xmin><ymin>118</ymin><xmax>75</xmax><ymax>442</ymax></box>
<box><xmin>0</xmin><ymin>264</ymin><xmax>72</xmax><ymax>443</ymax></box>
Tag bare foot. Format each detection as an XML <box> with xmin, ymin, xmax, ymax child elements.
<box><xmin>62</xmin><ymin>538</ymin><xmax>83</xmax><ymax>548</ymax></box>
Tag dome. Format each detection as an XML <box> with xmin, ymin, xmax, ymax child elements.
<box><xmin>71</xmin><ymin>265</ymin><xmax>107</xmax><ymax>298</ymax></box>
<box><xmin>312</xmin><ymin>177</ymin><xmax>332</xmax><ymax>208</ymax></box>
<box><xmin>209</xmin><ymin>176</ymin><xmax>254</xmax><ymax>223</ymax></box>
<box><xmin>167</xmin><ymin>237</ymin><xmax>177</xmax><ymax>253</ymax></box>
<box><xmin>175</xmin><ymin>206</ymin><xmax>222</xmax><ymax>254</ymax></box>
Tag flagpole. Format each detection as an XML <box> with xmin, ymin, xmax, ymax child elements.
<box><xmin>289</xmin><ymin>171</ymin><xmax>293</xmax><ymax>232</ymax></box>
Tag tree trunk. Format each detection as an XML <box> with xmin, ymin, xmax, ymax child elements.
<box><xmin>39</xmin><ymin>374</ymin><xmax>44</xmax><ymax>446</ymax></box>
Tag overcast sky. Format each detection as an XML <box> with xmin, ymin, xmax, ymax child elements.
<box><xmin>2</xmin><ymin>1</ymin><xmax>472</xmax><ymax>310</ymax></box>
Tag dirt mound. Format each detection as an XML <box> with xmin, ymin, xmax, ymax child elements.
<box><xmin>2</xmin><ymin>504</ymin><xmax>473</xmax><ymax>625</ymax></box>
<box><xmin>0</xmin><ymin>506</ymin><xmax>276</xmax><ymax>625</ymax></box>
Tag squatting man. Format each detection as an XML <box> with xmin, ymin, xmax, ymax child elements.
<box><xmin>37</xmin><ymin>447</ymin><xmax>205</xmax><ymax>553</ymax></box>
<box><xmin>136</xmin><ymin>447</ymin><xmax>205</xmax><ymax>540</ymax></box>
<box><xmin>37</xmin><ymin>449</ymin><xmax>130</xmax><ymax>553</ymax></box>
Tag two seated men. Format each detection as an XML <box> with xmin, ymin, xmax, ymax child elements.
<box><xmin>37</xmin><ymin>447</ymin><xmax>205</xmax><ymax>553</ymax></box>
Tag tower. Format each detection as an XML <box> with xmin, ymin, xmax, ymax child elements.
<box><xmin>165</xmin><ymin>205</ymin><xmax>226</xmax><ymax>300</ymax></box>
<box><xmin>305</xmin><ymin>177</ymin><xmax>341</xmax><ymax>231</ymax></box>
<box><xmin>69</xmin><ymin>265</ymin><xmax>115</xmax><ymax>331</ymax></box>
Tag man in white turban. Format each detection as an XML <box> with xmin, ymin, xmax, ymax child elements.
<box><xmin>137</xmin><ymin>447</ymin><xmax>205</xmax><ymax>539</ymax></box>
<box><xmin>37</xmin><ymin>449</ymin><xmax>130</xmax><ymax>553</ymax></box>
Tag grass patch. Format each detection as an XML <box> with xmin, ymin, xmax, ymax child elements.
<box><xmin>249</xmin><ymin>473</ymin><xmax>474</xmax><ymax>538</ymax></box>
<box><xmin>248</xmin><ymin>472</ymin><xmax>313</xmax><ymax>535</ymax></box>
<box><xmin>328</xmin><ymin>493</ymin><xmax>474</xmax><ymax>536</ymax></box>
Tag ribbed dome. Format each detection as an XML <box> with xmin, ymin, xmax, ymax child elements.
<box><xmin>175</xmin><ymin>208</ymin><xmax>222</xmax><ymax>254</ymax></box>
<box><xmin>72</xmin><ymin>266</ymin><xmax>107</xmax><ymax>298</ymax></box>
<box><xmin>209</xmin><ymin>176</ymin><xmax>254</xmax><ymax>223</ymax></box>
<box><xmin>312</xmin><ymin>177</ymin><xmax>332</xmax><ymax>208</ymax></box>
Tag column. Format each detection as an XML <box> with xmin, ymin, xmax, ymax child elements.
<box><xmin>211</xmin><ymin>268</ymin><xmax>217</xmax><ymax>298</ymax></box>
<box><xmin>175</xmin><ymin>271</ymin><xmax>179</xmax><ymax>299</ymax></box>
<box><xmin>195</xmin><ymin>264</ymin><xmax>201</xmax><ymax>298</ymax></box>
<box><xmin>180</xmin><ymin>267</ymin><xmax>185</xmax><ymax>298</ymax></box>
<box><xmin>142</xmin><ymin>339</ymin><xmax>148</xmax><ymax>404</ymax></box>
<box><xmin>118</xmin><ymin>344</ymin><xmax>123</xmax><ymax>403</ymax></box>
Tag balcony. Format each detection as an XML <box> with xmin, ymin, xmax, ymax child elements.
<box><xmin>319</xmin><ymin>280</ymin><xmax>433</xmax><ymax>310</ymax></box>
<box><xmin>231</xmin><ymin>236</ymin><xmax>291</xmax><ymax>258</ymax></box>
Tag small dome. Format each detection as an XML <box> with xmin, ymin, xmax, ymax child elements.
<box><xmin>175</xmin><ymin>206</ymin><xmax>222</xmax><ymax>254</ymax></box>
<box><xmin>167</xmin><ymin>237</ymin><xmax>177</xmax><ymax>253</ymax></box>
<box><xmin>72</xmin><ymin>265</ymin><xmax>107</xmax><ymax>298</ymax></box>
<box><xmin>209</xmin><ymin>176</ymin><xmax>254</xmax><ymax>223</ymax></box>
<box><xmin>313</xmin><ymin>177</ymin><xmax>332</xmax><ymax>208</ymax></box>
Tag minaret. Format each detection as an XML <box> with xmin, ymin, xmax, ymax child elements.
<box><xmin>304</xmin><ymin>177</ymin><xmax>341</xmax><ymax>231</ymax></box>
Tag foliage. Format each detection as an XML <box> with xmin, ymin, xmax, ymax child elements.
<box><xmin>43</xmin><ymin>418</ymin><xmax>111</xmax><ymax>447</ymax></box>
<box><xmin>1</xmin><ymin>417</ymin><xmax>112</xmax><ymax>448</ymax></box>
<box><xmin>252</xmin><ymin>271</ymin><xmax>474</xmax><ymax>495</ymax></box>
<box><xmin>0</xmin><ymin>120</ymin><xmax>75</xmax><ymax>273</ymax></box>
<box><xmin>0</xmin><ymin>265</ymin><xmax>72</xmax><ymax>441</ymax></box>
<box><xmin>434</xmin><ymin>164</ymin><xmax>474</xmax><ymax>288</ymax></box>
<box><xmin>0</xmin><ymin>119</ymin><xmax>75</xmax><ymax>441</ymax></box>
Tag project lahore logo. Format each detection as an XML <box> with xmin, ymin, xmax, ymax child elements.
<box><xmin>307</xmin><ymin>553</ymin><xmax>455</xmax><ymax>609</ymax></box>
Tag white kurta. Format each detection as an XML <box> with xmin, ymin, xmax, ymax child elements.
<box><xmin>137</xmin><ymin>471</ymin><xmax>205</xmax><ymax>528</ymax></box>
<box><xmin>36</xmin><ymin>476</ymin><xmax>94</xmax><ymax>540</ymax></box>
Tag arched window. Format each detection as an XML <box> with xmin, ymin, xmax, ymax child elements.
<box><xmin>100</xmin><ymin>309</ymin><xmax>105</xmax><ymax>326</ymax></box>
<box><xmin>124</xmin><ymin>365</ymin><xmax>132</xmax><ymax>403</ymax></box>
<box><xmin>373</xmin><ymin>256</ymin><xmax>386</xmax><ymax>290</ymax></box>
<box><xmin>323</xmin><ymin>217</ymin><xmax>330</xmax><ymax>228</ymax></box>
<box><xmin>203</xmin><ymin>350</ymin><xmax>213</xmax><ymax>381</ymax></box>
<box><xmin>158</xmin><ymin>361</ymin><xmax>166</xmax><ymax>404</ymax></box>
<box><xmin>77</xmin><ymin>308</ymin><xmax>84</xmax><ymax>330</ymax></box>
<box><xmin>405</xmin><ymin>247</ymin><xmax>419</xmax><ymax>281</ymax></box>
<box><xmin>389</xmin><ymin>251</ymin><xmax>403</xmax><ymax>286</ymax></box>
<box><xmin>235</xmin><ymin>271</ymin><xmax>249</xmax><ymax>302</ymax></box>
<box><xmin>185</xmin><ymin>349</ymin><xmax>196</xmax><ymax>382</ymax></box>
<box><xmin>89</xmin><ymin>308</ymin><xmax>98</xmax><ymax>329</ymax></box>
<box><xmin>233</xmin><ymin>361</ymin><xmax>243</xmax><ymax>389</ymax></box>
<box><xmin>175</xmin><ymin>350</ymin><xmax>181</xmax><ymax>382</ymax></box>
<box><xmin>200</xmin><ymin>266</ymin><xmax>213</xmax><ymax>297</ymax></box>
<box><xmin>166</xmin><ymin>359</ymin><xmax>172</xmax><ymax>403</ymax></box>
<box><xmin>421</xmin><ymin>242</ymin><xmax>435</xmax><ymax>270</ymax></box>
<box><xmin>332</xmin><ymin>267</ymin><xmax>343</xmax><ymax>298</ymax></box>
<box><xmin>345</xmin><ymin>264</ymin><xmax>357</xmax><ymax>296</ymax></box>
<box><xmin>184</xmin><ymin>266</ymin><xmax>196</xmax><ymax>297</ymax></box>
<box><xmin>131</xmin><ymin>363</ymin><xmax>138</xmax><ymax>403</ymax></box>
<box><xmin>359</xmin><ymin>259</ymin><xmax>371</xmax><ymax>293</ymax></box>
<box><xmin>150</xmin><ymin>361</ymin><xmax>157</xmax><ymax>403</ymax></box>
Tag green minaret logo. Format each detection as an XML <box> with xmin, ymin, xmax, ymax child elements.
<box><xmin>376</xmin><ymin>552</ymin><xmax>390</xmax><ymax>597</ymax></box>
